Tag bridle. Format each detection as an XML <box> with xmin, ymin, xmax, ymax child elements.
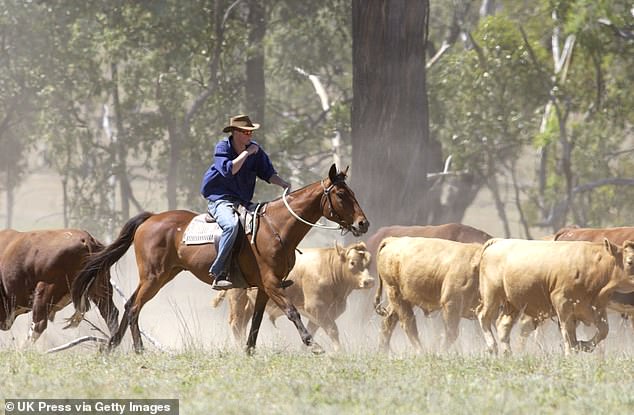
<box><xmin>281</xmin><ymin>180</ymin><xmax>352</xmax><ymax>233</ymax></box>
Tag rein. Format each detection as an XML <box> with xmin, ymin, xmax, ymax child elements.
<box><xmin>282</xmin><ymin>184</ymin><xmax>342</xmax><ymax>231</ymax></box>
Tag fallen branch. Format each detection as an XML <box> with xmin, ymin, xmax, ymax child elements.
<box><xmin>46</xmin><ymin>336</ymin><xmax>108</xmax><ymax>354</ymax></box>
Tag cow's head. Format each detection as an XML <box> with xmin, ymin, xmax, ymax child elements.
<box><xmin>623</xmin><ymin>240</ymin><xmax>634</xmax><ymax>274</ymax></box>
<box><xmin>335</xmin><ymin>241</ymin><xmax>374</xmax><ymax>289</ymax></box>
<box><xmin>606</xmin><ymin>239</ymin><xmax>634</xmax><ymax>293</ymax></box>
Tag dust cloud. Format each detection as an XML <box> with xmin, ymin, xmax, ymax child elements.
<box><xmin>2</xmin><ymin>169</ymin><xmax>634</xmax><ymax>356</ymax></box>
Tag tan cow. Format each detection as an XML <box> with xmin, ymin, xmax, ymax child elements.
<box><xmin>554</xmin><ymin>226</ymin><xmax>634</xmax><ymax>317</ymax></box>
<box><xmin>478</xmin><ymin>238</ymin><xmax>634</xmax><ymax>356</ymax></box>
<box><xmin>374</xmin><ymin>237</ymin><xmax>483</xmax><ymax>353</ymax></box>
<box><xmin>212</xmin><ymin>241</ymin><xmax>373</xmax><ymax>351</ymax></box>
<box><xmin>517</xmin><ymin>226</ymin><xmax>634</xmax><ymax>346</ymax></box>
<box><xmin>365</xmin><ymin>223</ymin><xmax>492</xmax><ymax>275</ymax></box>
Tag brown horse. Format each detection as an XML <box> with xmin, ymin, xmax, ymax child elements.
<box><xmin>0</xmin><ymin>228</ymin><xmax>118</xmax><ymax>341</ymax></box>
<box><xmin>72</xmin><ymin>164</ymin><xmax>369</xmax><ymax>353</ymax></box>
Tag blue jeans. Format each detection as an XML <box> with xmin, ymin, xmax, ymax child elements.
<box><xmin>208</xmin><ymin>199</ymin><xmax>240</xmax><ymax>276</ymax></box>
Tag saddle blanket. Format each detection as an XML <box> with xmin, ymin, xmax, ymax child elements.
<box><xmin>182</xmin><ymin>214</ymin><xmax>220</xmax><ymax>245</ymax></box>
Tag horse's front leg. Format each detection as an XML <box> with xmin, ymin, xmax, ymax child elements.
<box><xmin>262</xmin><ymin>275</ymin><xmax>324</xmax><ymax>355</ymax></box>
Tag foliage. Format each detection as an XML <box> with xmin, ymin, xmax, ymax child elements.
<box><xmin>429</xmin><ymin>14</ymin><xmax>547</xmax><ymax>177</ymax></box>
<box><xmin>0</xmin><ymin>0</ymin><xmax>632</xmax><ymax>234</ymax></box>
<box><xmin>428</xmin><ymin>0</ymin><xmax>634</xmax><ymax>230</ymax></box>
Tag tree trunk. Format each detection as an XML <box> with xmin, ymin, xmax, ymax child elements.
<box><xmin>351</xmin><ymin>0</ymin><xmax>432</xmax><ymax>229</ymax></box>
<box><xmin>5</xmin><ymin>166</ymin><xmax>13</xmax><ymax>228</ymax></box>
<box><xmin>246</xmin><ymin>0</ymin><xmax>266</xmax><ymax>142</ymax></box>
<box><xmin>111</xmin><ymin>62</ymin><xmax>131</xmax><ymax>219</ymax></box>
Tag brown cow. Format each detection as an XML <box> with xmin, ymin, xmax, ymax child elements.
<box><xmin>374</xmin><ymin>237</ymin><xmax>483</xmax><ymax>352</ymax></box>
<box><xmin>478</xmin><ymin>238</ymin><xmax>634</xmax><ymax>356</ymax></box>
<box><xmin>0</xmin><ymin>228</ymin><xmax>118</xmax><ymax>342</ymax></box>
<box><xmin>212</xmin><ymin>241</ymin><xmax>373</xmax><ymax>351</ymax></box>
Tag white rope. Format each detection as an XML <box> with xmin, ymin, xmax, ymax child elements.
<box><xmin>282</xmin><ymin>187</ymin><xmax>341</xmax><ymax>231</ymax></box>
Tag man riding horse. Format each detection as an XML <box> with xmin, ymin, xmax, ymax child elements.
<box><xmin>200</xmin><ymin>114</ymin><xmax>290</xmax><ymax>290</ymax></box>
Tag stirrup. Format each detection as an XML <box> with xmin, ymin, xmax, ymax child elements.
<box><xmin>212</xmin><ymin>279</ymin><xmax>233</xmax><ymax>291</ymax></box>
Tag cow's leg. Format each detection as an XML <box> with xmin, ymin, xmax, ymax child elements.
<box><xmin>306</xmin><ymin>319</ymin><xmax>319</xmax><ymax>336</ymax></box>
<box><xmin>495</xmin><ymin>305</ymin><xmax>520</xmax><ymax>356</ymax></box>
<box><xmin>304</xmin><ymin>306</ymin><xmax>342</xmax><ymax>352</ymax></box>
<box><xmin>441</xmin><ymin>300</ymin><xmax>462</xmax><ymax>350</ymax></box>
<box><xmin>389</xmin><ymin>293</ymin><xmax>422</xmax><ymax>353</ymax></box>
<box><xmin>379</xmin><ymin>306</ymin><xmax>398</xmax><ymax>353</ymax></box>
<box><xmin>259</xmin><ymin>274</ymin><xmax>323</xmax><ymax>354</ymax></box>
<box><xmin>552</xmin><ymin>293</ymin><xmax>577</xmax><ymax>355</ymax></box>
<box><xmin>477</xmin><ymin>296</ymin><xmax>500</xmax><ymax>355</ymax></box>
<box><xmin>28</xmin><ymin>282</ymin><xmax>56</xmax><ymax>343</ymax></box>
<box><xmin>311</xmin><ymin>318</ymin><xmax>341</xmax><ymax>352</ymax></box>
<box><xmin>228</xmin><ymin>289</ymin><xmax>250</xmax><ymax>344</ymax></box>
<box><xmin>579</xmin><ymin>307</ymin><xmax>609</xmax><ymax>353</ymax></box>
<box><xmin>517</xmin><ymin>315</ymin><xmax>538</xmax><ymax>352</ymax></box>
<box><xmin>0</xmin><ymin>285</ymin><xmax>16</xmax><ymax>331</ymax></box>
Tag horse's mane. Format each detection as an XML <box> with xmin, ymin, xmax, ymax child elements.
<box><xmin>262</xmin><ymin>171</ymin><xmax>348</xmax><ymax>205</ymax></box>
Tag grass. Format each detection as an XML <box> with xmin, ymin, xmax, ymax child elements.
<box><xmin>2</xmin><ymin>348</ymin><xmax>634</xmax><ymax>414</ymax></box>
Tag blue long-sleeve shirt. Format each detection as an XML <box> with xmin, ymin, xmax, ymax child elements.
<box><xmin>200</xmin><ymin>137</ymin><xmax>277</xmax><ymax>204</ymax></box>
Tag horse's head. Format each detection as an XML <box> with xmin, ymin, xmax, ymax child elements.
<box><xmin>321</xmin><ymin>164</ymin><xmax>370</xmax><ymax>237</ymax></box>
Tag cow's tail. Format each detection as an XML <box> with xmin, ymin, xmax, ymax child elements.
<box><xmin>374</xmin><ymin>239</ymin><xmax>390</xmax><ymax>317</ymax></box>
<box><xmin>71</xmin><ymin>212</ymin><xmax>154</xmax><ymax>315</ymax></box>
<box><xmin>210</xmin><ymin>291</ymin><xmax>227</xmax><ymax>308</ymax></box>
<box><xmin>472</xmin><ymin>238</ymin><xmax>499</xmax><ymax>268</ymax></box>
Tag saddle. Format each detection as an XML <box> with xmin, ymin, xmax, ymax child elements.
<box><xmin>182</xmin><ymin>203</ymin><xmax>264</xmax><ymax>245</ymax></box>
<box><xmin>181</xmin><ymin>203</ymin><xmax>266</xmax><ymax>289</ymax></box>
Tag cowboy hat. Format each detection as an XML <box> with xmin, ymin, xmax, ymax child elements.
<box><xmin>222</xmin><ymin>114</ymin><xmax>261</xmax><ymax>133</ymax></box>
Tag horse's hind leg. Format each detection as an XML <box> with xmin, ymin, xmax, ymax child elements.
<box><xmin>127</xmin><ymin>269</ymin><xmax>178</xmax><ymax>353</ymax></box>
<box><xmin>109</xmin><ymin>291</ymin><xmax>137</xmax><ymax>351</ymax></box>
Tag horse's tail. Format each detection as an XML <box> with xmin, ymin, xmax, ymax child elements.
<box><xmin>72</xmin><ymin>212</ymin><xmax>153</xmax><ymax>314</ymax></box>
<box><xmin>373</xmin><ymin>239</ymin><xmax>390</xmax><ymax>317</ymax></box>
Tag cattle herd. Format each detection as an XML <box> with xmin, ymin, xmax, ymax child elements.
<box><xmin>2</xmin><ymin>221</ymin><xmax>634</xmax><ymax>356</ymax></box>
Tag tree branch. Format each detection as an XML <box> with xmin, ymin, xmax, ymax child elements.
<box><xmin>573</xmin><ymin>178</ymin><xmax>634</xmax><ymax>194</ymax></box>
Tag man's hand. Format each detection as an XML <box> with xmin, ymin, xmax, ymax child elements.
<box><xmin>271</xmin><ymin>174</ymin><xmax>291</xmax><ymax>191</ymax></box>
<box><xmin>246</xmin><ymin>142</ymin><xmax>259</xmax><ymax>156</ymax></box>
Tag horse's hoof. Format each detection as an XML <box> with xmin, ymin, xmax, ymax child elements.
<box><xmin>245</xmin><ymin>346</ymin><xmax>256</xmax><ymax>356</ymax></box>
<box><xmin>280</xmin><ymin>280</ymin><xmax>293</xmax><ymax>289</ymax></box>
<box><xmin>308</xmin><ymin>342</ymin><xmax>325</xmax><ymax>355</ymax></box>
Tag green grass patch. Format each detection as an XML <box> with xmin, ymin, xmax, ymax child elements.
<box><xmin>2</xmin><ymin>349</ymin><xmax>634</xmax><ymax>414</ymax></box>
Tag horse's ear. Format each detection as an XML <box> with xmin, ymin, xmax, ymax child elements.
<box><xmin>328</xmin><ymin>164</ymin><xmax>337</xmax><ymax>182</ymax></box>
<box><xmin>343</xmin><ymin>166</ymin><xmax>349</xmax><ymax>176</ymax></box>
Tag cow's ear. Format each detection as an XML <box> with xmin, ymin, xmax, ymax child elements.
<box><xmin>603</xmin><ymin>238</ymin><xmax>619</xmax><ymax>256</ymax></box>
